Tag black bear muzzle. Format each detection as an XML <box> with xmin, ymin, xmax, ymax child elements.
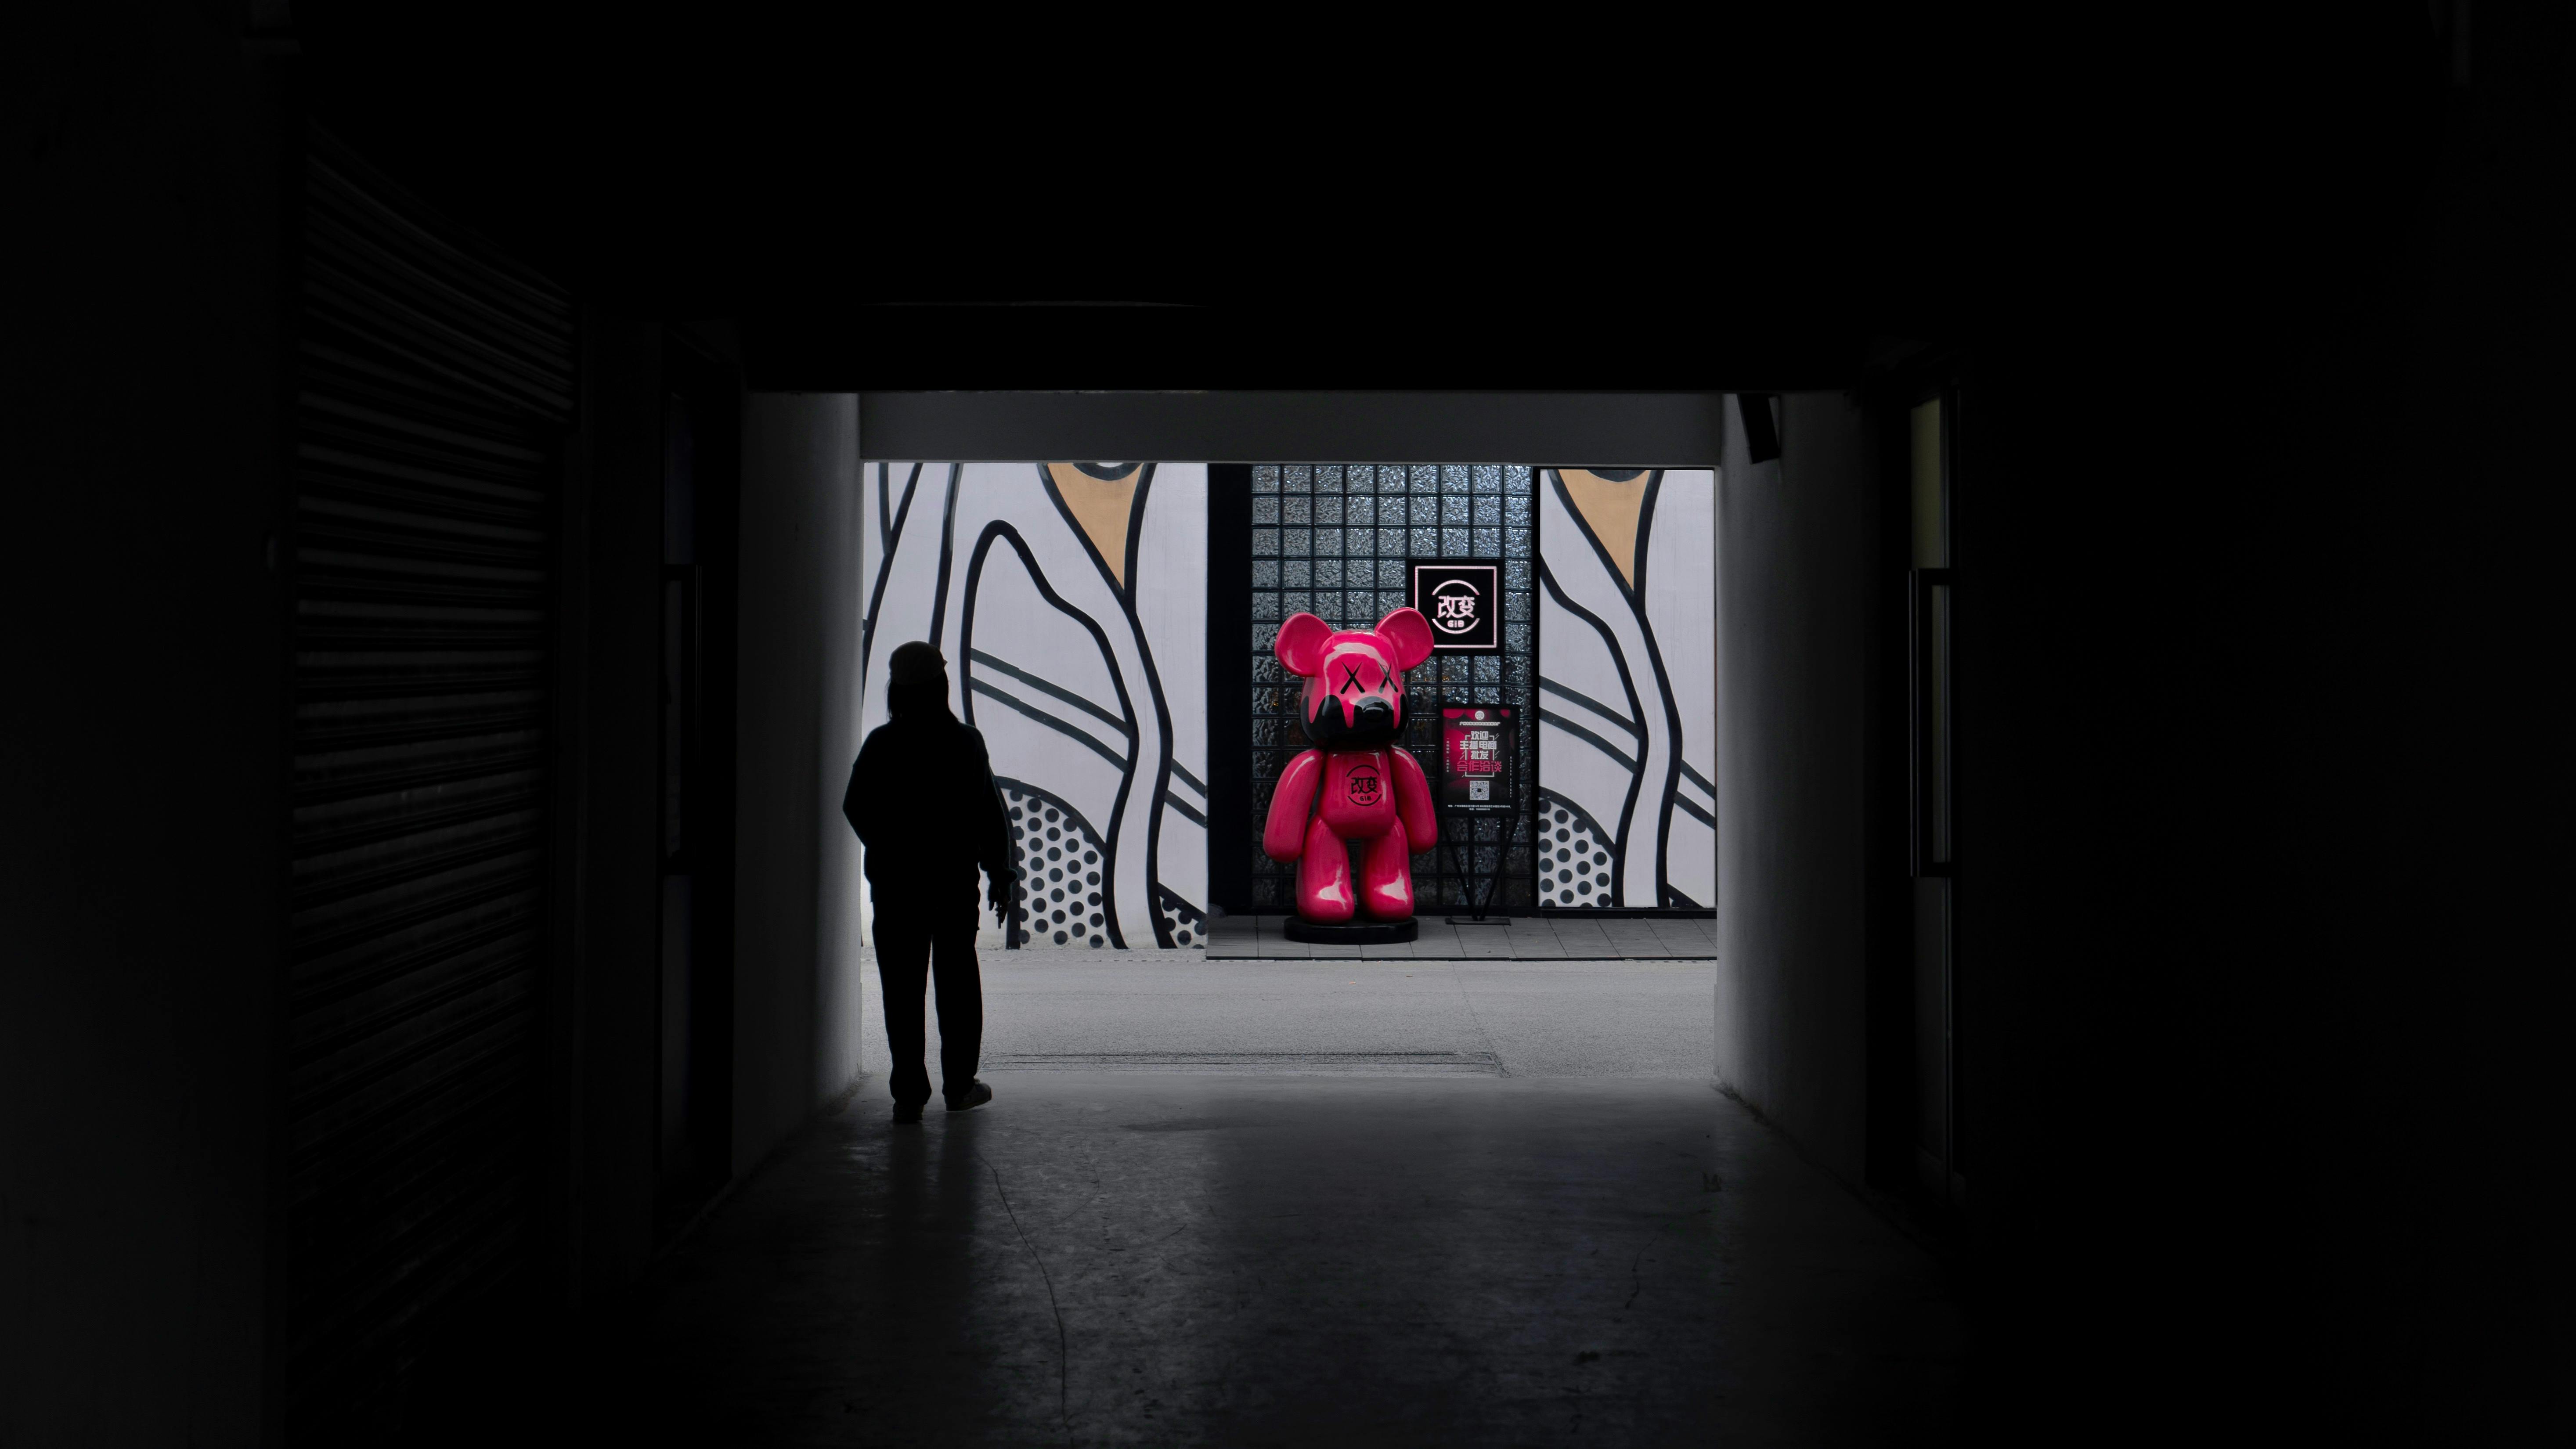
<box><xmin>1310</xmin><ymin>692</ymin><xmax>1397</xmax><ymax>747</ymax></box>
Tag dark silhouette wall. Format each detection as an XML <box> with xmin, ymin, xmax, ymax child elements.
<box><xmin>550</xmin><ymin>316</ymin><xmax>668</xmax><ymax>1302</ymax></box>
<box><xmin>1706</xmin><ymin>23</ymin><xmax>2571</xmax><ymax>1438</ymax></box>
<box><xmin>858</xmin><ymin>392</ymin><xmax>1727</xmax><ymax>465</ymax></box>
<box><xmin>1932</xmin><ymin>17</ymin><xmax>2570</xmax><ymax>1440</ymax></box>
<box><xmin>6</xmin><ymin>6</ymin><xmax>2565</xmax><ymax>1443</ymax></box>
<box><xmin>2</xmin><ymin>10</ymin><xmax>289</xmax><ymax>1443</ymax></box>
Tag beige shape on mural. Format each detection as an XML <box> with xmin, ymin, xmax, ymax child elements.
<box><xmin>1555</xmin><ymin>469</ymin><xmax>1651</xmax><ymax>588</ymax></box>
<box><xmin>1045</xmin><ymin>463</ymin><xmax>1141</xmax><ymax>588</ymax></box>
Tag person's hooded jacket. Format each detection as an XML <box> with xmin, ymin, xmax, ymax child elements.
<box><xmin>843</xmin><ymin>651</ymin><xmax>1016</xmax><ymax>918</ymax></box>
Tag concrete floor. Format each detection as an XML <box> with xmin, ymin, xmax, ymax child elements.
<box><xmin>501</xmin><ymin>955</ymin><xmax>1958</xmax><ymax>1447</ymax></box>
<box><xmin>958</xmin><ymin>954</ymin><xmax>1723</xmax><ymax>1078</ymax></box>
<box><xmin>1205</xmin><ymin>912</ymin><xmax>1717</xmax><ymax>960</ymax></box>
<box><xmin>427</xmin><ymin>958</ymin><xmax>1958</xmax><ymax>1446</ymax></box>
<box><xmin>554</xmin><ymin>1073</ymin><xmax>1959</xmax><ymax>1448</ymax></box>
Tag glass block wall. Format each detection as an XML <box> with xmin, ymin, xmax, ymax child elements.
<box><xmin>1248</xmin><ymin>463</ymin><xmax>1537</xmax><ymax>912</ymax></box>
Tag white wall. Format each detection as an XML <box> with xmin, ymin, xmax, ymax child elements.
<box><xmin>733</xmin><ymin>393</ymin><xmax>869</xmax><ymax>1174</ymax></box>
<box><xmin>814</xmin><ymin>409</ymin><xmax>873</xmax><ymax>1090</ymax></box>
<box><xmin>1713</xmin><ymin>392</ymin><xmax>1879</xmax><ymax>1184</ymax></box>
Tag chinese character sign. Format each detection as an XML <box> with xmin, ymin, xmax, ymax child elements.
<box><xmin>1439</xmin><ymin>706</ymin><xmax>1517</xmax><ymax>814</ymax></box>
<box><xmin>1410</xmin><ymin>560</ymin><xmax>1501</xmax><ymax>652</ymax></box>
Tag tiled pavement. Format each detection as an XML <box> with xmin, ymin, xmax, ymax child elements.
<box><xmin>1206</xmin><ymin>912</ymin><xmax>1715</xmax><ymax>959</ymax></box>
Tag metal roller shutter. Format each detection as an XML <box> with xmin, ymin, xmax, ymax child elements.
<box><xmin>281</xmin><ymin>129</ymin><xmax>575</xmax><ymax>1430</ymax></box>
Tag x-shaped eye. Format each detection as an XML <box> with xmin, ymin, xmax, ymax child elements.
<box><xmin>1338</xmin><ymin>663</ymin><xmax>1367</xmax><ymax>695</ymax></box>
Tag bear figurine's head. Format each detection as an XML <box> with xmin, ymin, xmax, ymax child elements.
<box><xmin>1275</xmin><ymin>606</ymin><xmax>1436</xmax><ymax>750</ymax></box>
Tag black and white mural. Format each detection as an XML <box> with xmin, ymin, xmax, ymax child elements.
<box><xmin>1535</xmin><ymin>468</ymin><xmax>1717</xmax><ymax>909</ymax></box>
<box><xmin>860</xmin><ymin>462</ymin><xmax>1209</xmax><ymax>948</ymax></box>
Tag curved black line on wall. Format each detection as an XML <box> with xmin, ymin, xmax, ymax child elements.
<box><xmin>1131</xmin><ymin>608</ymin><xmax>1178</xmax><ymax>933</ymax></box>
<box><xmin>1737</xmin><ymin>394</ymin><xmax>1780</xmax><ymax>464</ymax></box>
<box><xmin>956</xmin><ymin>522</ymin><xmax>1141</xmax><ymax>750</ymax></box>
<box><xmin>861</xmin><ymin>461</ymin><xmax>924</xmax><ymax>675</ymax></box>
<box><xmin>1624</xmin><ymin>472</ymin><xmax>1685</xmax><ymax>906</ymax></box>
<box><xmin>1036</xmin><ymin>461</ymin><xmax>1147</xmax><ymax>608</ymax></box>
<box><xmin>1548</xmin><ymin>469</ymin><xmax>1646</xmax><ymax>607</ymax></box>
<box><xmin>1539</xmin><ymin>559</ymin><xmax>1647</xmax><ymax>906</ymax></box>
<box><xmin>969</xmin><ymin>649</ymin><xmax>1133</xmax><ymax>738</ymax></box>
<box><xmin>928</xmin><ymin>464</ymin><xmax>962</xmax><ymax>652</ymax></box>
<box><xmin>1630</xmin><ymin>470</ymin><xmax>1663</xmax><ymax>600</ymax></box>
<box><xmin>1122</xmin><ymin>467</ymin><xmax>1178</xmax><ymax>944</ymax></box>
<box><xmin>1035</xmin><ymin>463</ymin><xmax>1180</xmax><ymax>945</ymax></box>
<box><xmin>1538</xmin><ymin>709</ymin><xmax>1639</xmax><ymax>773</ymax></box>
<box><xmin>958</xmin><ymin>519</ymin><xmax>1140</xmax><ymax>947</ymax></box>
<box><xmin>1546</xmin><ymin>468</ymin><xmax>1686</xmax><ymax>905</ymax></box>
<box><xmin>968</xmin><ymin>679</ymin><xmax>1129</xmax><ymax>769</ymax></box>
<box><xmin>1122</xmin><ymin>466</ymin><xmax>1155</xmax><ymax>607</ymax></box>
<box><xmin>1538</xmin><ymin>677</ymin><xmax>1640</xmax><ymax>737</ymax></box>
<box><xmin>875</xmin><ymin>461</ymin><xmax>895</xmax><ymax>555</ymax></box>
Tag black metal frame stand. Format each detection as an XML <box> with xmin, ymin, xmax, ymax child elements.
<box><xmin>1440</xmin><ymin>807</ymin><xmax>1515</xmax><ymax>924</ymax></box>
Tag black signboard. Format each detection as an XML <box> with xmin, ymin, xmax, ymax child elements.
<box><xmin>1410</xmin><ymin>559</ymin><xmax>1502</xmax><ymax>653</ymax></box>
<box><xmin>1439</xmin><ymin>706</ymin><xmax>1517</xmax><ymax>814</ymax></box>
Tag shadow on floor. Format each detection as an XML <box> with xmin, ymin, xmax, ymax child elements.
<box><xmin>398</xmin><ymin>1072</ymin><xmax>1962</xmax><ymax>1447</ymax></box>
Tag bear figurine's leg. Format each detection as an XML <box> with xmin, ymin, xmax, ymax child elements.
<box><xmin>1295</xmin><ymin>814</ymin><xmax>1356</xmax><ymax>923</ymax></box>
<box><xmin>1356</xmin><ymin>822</ymin><xmax>1416</xmax><ymax>921</ymax></box>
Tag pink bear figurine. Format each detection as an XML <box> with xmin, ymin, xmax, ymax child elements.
<box><xmin>1262</xmin><ymin>608</ymin><xmax>1439</xmax><ymax>924</ymax></box>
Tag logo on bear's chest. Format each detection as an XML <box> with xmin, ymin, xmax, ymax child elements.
<box><xmin>1345</xmin><ymin>766</ymin><xmax>1382</xmax><ymax>807</ymax></box>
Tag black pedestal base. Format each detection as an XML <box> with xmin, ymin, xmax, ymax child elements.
<box><xmin>1282</xmin><ymin>916</ymin><xmax>1419</xmax><ymax>944</ymax></box>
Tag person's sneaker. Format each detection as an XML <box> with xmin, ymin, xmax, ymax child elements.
<box><xmin>945</xmin><ymin>1081</ymin><xmax>993</xmax><ymax>1113</ymax></box>
<box><xmin>892</xmin><ymin>1100</ymin><xmax>924</xmax><ymax>1124</ymax></box>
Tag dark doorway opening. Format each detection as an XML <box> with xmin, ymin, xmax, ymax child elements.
<box><xmin>1868</xmin><ymin>356</ymin><xmax>1966</xmax><ymax>1220</ymax></box>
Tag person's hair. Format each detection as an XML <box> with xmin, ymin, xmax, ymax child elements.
<box><xmin>886</xmin><ymin>677</ymin><xmax>952</xmax><ymax>721</ymax></box>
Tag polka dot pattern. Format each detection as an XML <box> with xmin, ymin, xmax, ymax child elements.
<box><xmin>1537</xmin><ymin>791</ymin><xmax>1616</xmax><ymax>908</ymax></box>
<box><xmin>1155</xmin><ymin>886</ymin><xmax>1206</xmax><ymax>950</ymax></box>
<box><xmin>998</xmin><ymin>779</ymin><xmax>1111</xmax><ymax>948</ymax></box>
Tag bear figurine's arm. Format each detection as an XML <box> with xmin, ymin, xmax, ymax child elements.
<box><xmin>1390</xmin><ymin>746</ymin><xmax>1436</xmax><ymax>851</ymax></box>
<box><xmin>1263</xmin><ymin>748</ymin><xmax>1325</xmax><ymax>861</ymax></box>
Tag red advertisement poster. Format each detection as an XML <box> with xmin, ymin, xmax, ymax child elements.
<box><xmin>1438</xmin><ymin>706</ymin><xmax>1516</xmax><ymax>814</ymax></box>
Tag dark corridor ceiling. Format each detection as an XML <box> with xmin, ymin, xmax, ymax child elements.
<box><xmin>289</xmin><ymin>4</ymin><xmax>2452</xmax><ymax>392</ymax></box>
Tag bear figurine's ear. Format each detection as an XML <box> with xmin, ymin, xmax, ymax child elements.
<box><xmin>1274</xmin><ymin>612</ymin><xmax>1335</xmax><ymax>678</ymax></box>
<box><xmin>1375</xmin><ymin>606</ymin><xmax>1436</xmax><ymax>671</ymax></box>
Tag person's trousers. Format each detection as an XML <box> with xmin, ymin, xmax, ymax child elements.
<box><xmin>873</xmin><ymin>912</ymin><xmax>982</xmax><ymax>1106</ymax></box>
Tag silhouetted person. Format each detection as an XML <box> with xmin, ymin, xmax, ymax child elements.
<box><xmin>844</xmin><ymin>642</ymin><xmax>1015</xmax><ymax>1122</ymax></box>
